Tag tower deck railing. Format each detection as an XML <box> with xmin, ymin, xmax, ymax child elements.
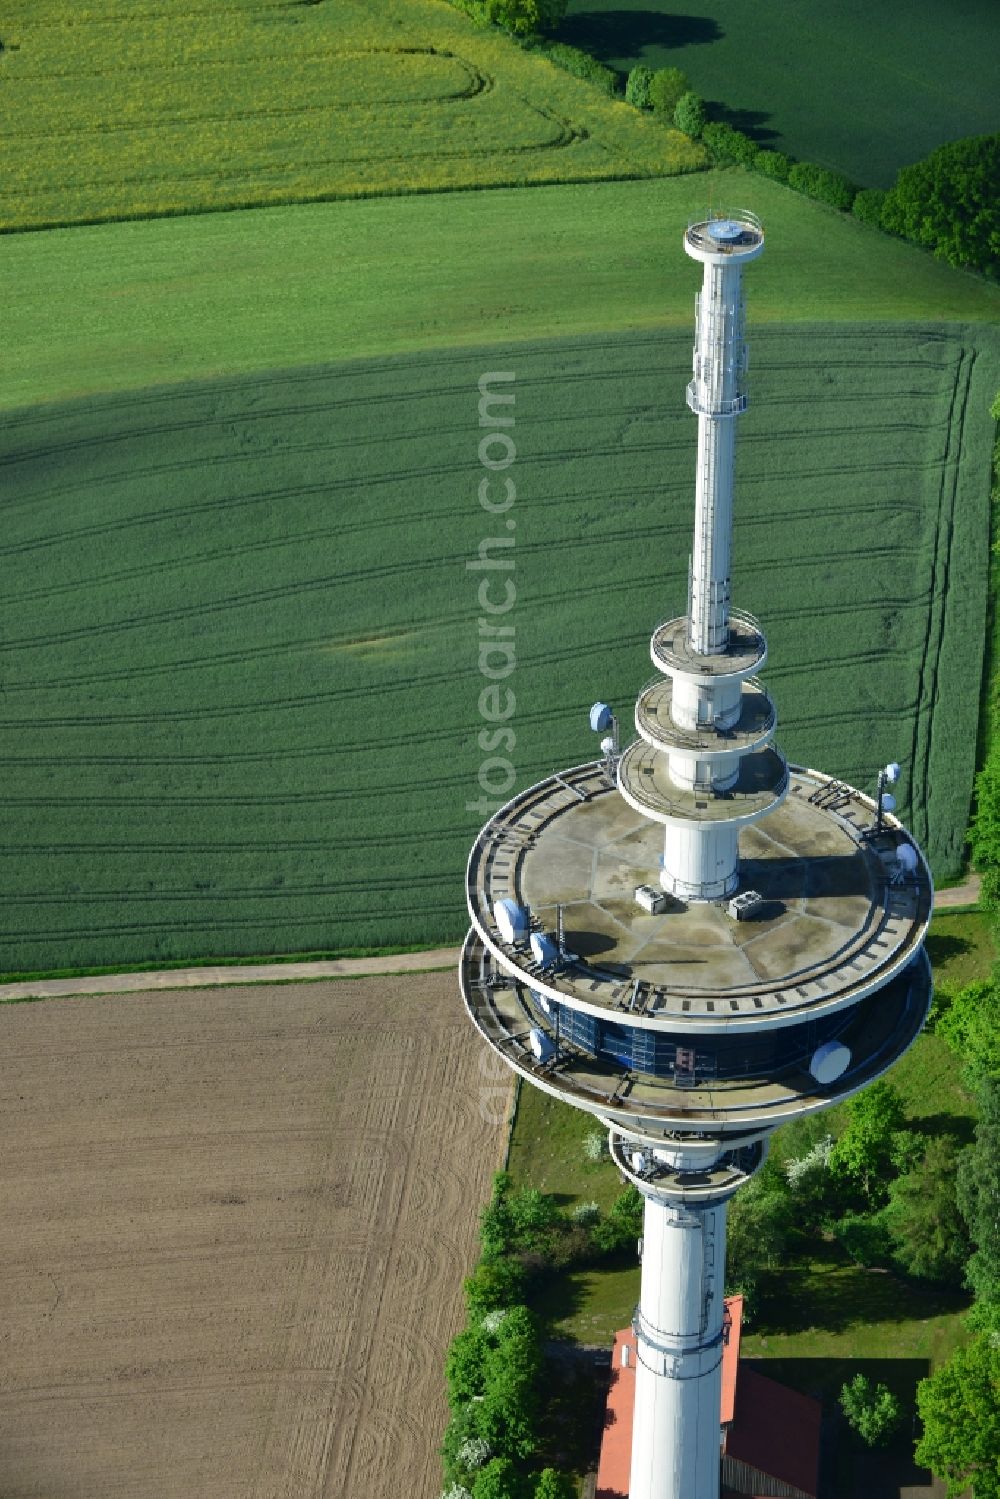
<box><xmin>685</xmin><ymin>209</ymin><xmax>763</xmax><ymax>255</ymax></box>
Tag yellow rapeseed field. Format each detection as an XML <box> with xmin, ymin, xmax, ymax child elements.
<box><xmin>0</xmin><ymin>0</ymin><xmax>705</xmax><ymax>230</ymax></box>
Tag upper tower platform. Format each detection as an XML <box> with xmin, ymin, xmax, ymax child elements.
<box><xmin>684</xmin><ymin>210</ymin><xmax>765</xmax><ymax>267</ymax></box>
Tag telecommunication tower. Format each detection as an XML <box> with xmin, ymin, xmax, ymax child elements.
<box><xmin>460</xmin><ymin>212</ymin><xmax>932</xmax><ymax>1499</ymax></box>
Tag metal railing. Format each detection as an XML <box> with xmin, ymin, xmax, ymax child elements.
<box><xmin>618</xmin><ymin>740</ymin><xmax>788</xmax><ymax>819</ymax></box>
<box><xmin>635</xmin><ymin>674</ymin><xmax>776</xmax><ymax>750</ymax></box>
<box><xmin>685</xmin><ymin>208</ymin><xmax>764</xmax><ymax>255</ymax></box>
<box><xmin>649</xmin><ymin>608</ymin><xmax>765</xmax><ymax>671</ymax></box>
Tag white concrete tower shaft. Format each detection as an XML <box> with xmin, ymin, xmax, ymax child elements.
<box><xmin>614</xmin><ymin>1130</ymin><xmax>753</xmax><ymax>1499</ymax></box>
<box><xmin>629</xmin><ymin>1192</ymin><xmax>730</xmax><ymax>1499</ymax></box>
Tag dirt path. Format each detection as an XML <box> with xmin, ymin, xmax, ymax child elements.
<box><xmin>0</xmin><ymin>946</ymin><xmax>464</xmax><ymax>1003</ymax></box>
<box><xmin>933</xmin><ymin>872</ymin><xmax>982</xmax><ymax>908</ymax></box>
<box><xmin>0</xmin><ymin>871</ymin><xmax>983</xmax><ymax>1006</ymax></box>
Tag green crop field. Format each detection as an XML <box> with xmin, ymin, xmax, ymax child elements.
<box><xmin>5</xmin><ymin>171</ymin><xmax>1000</xmax><ymax>416</ymax></box>
<box><xmin>0</xmin><ymin>0</ymin><xmax>702</xmax><ymax>233</ymax></box>
<box><xmin>0</xmin><ymin>318</ymin><xmax>995</xmax><ymax>974</ymax></box>
<box><xmin>562</xmin><ymin>0</ymin><xmax>1000</xmax><ymax>189</ymax></box>
<box><xmin>2</xmin><ymin>172</ymin><xmax>998</xmax><ymax>975</ymax></box>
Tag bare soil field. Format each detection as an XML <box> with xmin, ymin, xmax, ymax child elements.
<box><xmin>0</xmin><ymin>972</ymin><xmax>508</xmax><ymax>1498</ymax></box>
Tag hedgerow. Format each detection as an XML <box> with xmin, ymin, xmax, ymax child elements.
<box><xmin>853</xmin><ymin>188</ymin><xmax>887</xmax><ymax>229</ymax></box>
<box><xmin>701</xmin><ymin>121</ymin><xmax>759</xmax><ymax>168</ymax></box>
<box><xmin>522</xmin><ymin>37</ymin><xmax>619</xmax><ymax>96</ymax></box>
<box><xmin>787</xmin><ymin>161</ymin><xmax>859</xmax><ymax>211</ymax></box>
<box><xmin>967</xmin><ymin>391</ymin><xmax>1000</xmax><ymax>902</ymax></box>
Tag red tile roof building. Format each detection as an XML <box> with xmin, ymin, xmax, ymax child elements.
<box><xmin>596</xmin><ymin>1298</ymin><xmax>820</xmax><ymax>1499</ymax></box>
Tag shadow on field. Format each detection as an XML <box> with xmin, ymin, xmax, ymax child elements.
<box><xmin>905</xmin><ymin>1109</ymin><xmax>975</xmax><ymax>1147</ymax></box>
<box><xmin>743</xmin><ymin>1357</ymin><xmax>942</xmax><ymax>1499</ymax></box>
<box><xmin>532</xmin><ymin>1264</ymin><xmax>591</xmax><ymax>1325</ymax></box>
<box><xmin>704</xmin><ymin>101</ymin><xmax>780</xmax><ymax>144</ymax></box>
<box><xmin>923</xmin><ymin>930</ymin><xmax>971</xmax><ymax>969</ymax></box>
<box><xmin>755</xmin><ymin>1244</ymin><xmax>969</xmax><ymax>1336</ymax></box>
<box><xmin>558</xmin><ymin>9</ymin><xmax>722</xmax><ymax>62</ymax></box>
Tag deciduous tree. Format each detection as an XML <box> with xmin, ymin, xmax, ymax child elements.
<box><xmin>881</xmin><ymin>134</ymin><xmax>1000</xmax><ymax>274</ymax></box>
<box><xmin>957</xmin><ymin>1074</ymin><xmax>1000</xmax><ymax>1309</ymax></box>
<box><xmin>471</xmin><ymin>0</ymin><xmax>568</xmax><ymax>34</ymax></box>
<box><xmin>916</xmin><ymin>1335</ymin><xmax>1000</xmax><ymax>1498</ymax></box>
<box><xmin>673</xmin><ymin>92</ymin><xmax>706</xmax><ymax>139</ymax></box>
<box><xmin>839</xmin><ymin>1373</ymin><xmax>903</xmax><ymax>1446</ymax></box>
<box><xmin>648</xmin><ymin>67</ymin><xmax>689</xmax><ymax>120</ymax></box>
<box><xmin>828</xmin><ymin>1080</ymin><xmax>905</xmax><ymax>1204</ymax></box>
<box><xmin>885</xmin><ymin>1136</ymin><xmax>969</xmax><ymax>1283</ymax></box>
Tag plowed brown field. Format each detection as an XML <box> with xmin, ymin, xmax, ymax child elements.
<box><xmin>0</xmin><ymin>972</ymin><xmax>508</xmax><ymax>1498</ymax></box>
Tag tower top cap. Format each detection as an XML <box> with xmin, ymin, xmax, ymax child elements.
<box><xmin>706</xmin><ymin>218</ymin><xmax>744</xmax><ymax>241</ymax></box>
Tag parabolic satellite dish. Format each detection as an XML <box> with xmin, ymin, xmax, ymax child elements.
<box><xmin>590</xmin><ymin>702</ymin><xmax>613</xmax><ymax>734</ymax></box>
<box><xmin>809</xmin><ymin>1041</ymin><xmax>851</xmax><ymax>1084</ymax></box>
<box><xmin>494</xmin><ymin>898</ymin><xmax>528</xmax><ymax>945</ymax></box>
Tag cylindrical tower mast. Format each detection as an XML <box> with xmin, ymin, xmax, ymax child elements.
<box><xmin>459</xmin><ymin>210</ymin><xmax>933</xmax><ymax>1499</ymax></box>
<box><xmin>617</xmin><ymin>213</ymin><xmax>785</xmax><ymax>904</ymax></box>
<box><xmin>685</xmin><ymin>218</ymin><xmax>759</xmax><ymax>655</ymax></box>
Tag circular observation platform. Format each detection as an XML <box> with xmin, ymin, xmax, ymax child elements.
<box><xmin>685</xmin><ymin>210</ymin><xmax>764</xmax><ymax>266</ymax></box>
<box><xmin>635</xmin><ymin>675</ymin><xmax>776</xmax><ymax>759</ymax></box>
<box><xmin>617</xmin><ymin>741</ymin><xmax>788</xmax><ymax>826</ymax></box>
<box><xmin>651</xmin><ymin>611</ymin><xmax>766</xmax><ymax>681</ymax></box>
<box><xmin>460</xmin><ymin>928</ymin><xmax>932</xmax><ymax>1137</ymax></box>
<box><xmin>464</xmin><ymin>763</ymin><xmax>932</xmax><ymax>1033</ymax></box>
<box><xmin>609</xmin><ymin>1132</ymin><xmax>764</xmax><ymax>1206</ymax></box>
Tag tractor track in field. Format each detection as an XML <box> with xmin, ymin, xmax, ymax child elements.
<box><xmin>908</xmin><ymin>346</ymin><xmax>975</xmax><ymax>852</ymax></box>
<box><xmin>0</xmin><ymin>327</ymin><xmax>988</xmax><ymax>972</ymax></box>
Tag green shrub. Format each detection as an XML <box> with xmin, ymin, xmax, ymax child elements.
<box><xmin>533</xmin><ymin>1470</ymin><xmax>575</xmax><ymax>1499</ymax></box>
<box><xmin>828</xmin><ymin>1081</ymin><xmax>906</xmax><ymax>1205</ymax></box>
<box><xmin>464</xmin><ymin>1257</ymin><xmax>529</xmax><ymax>1320</ymax></box>
<box><xmin>840</xmin><ymin>1374</ymin><xmax>904</xmax><ymax>1447</ymax></box>
<box><xmin>957</xmin><ymin>1075</ymin><xmax>1000</xmax><ymax>1311</ymax></box>
<box><xmin>787</xmin><ymin>160</ymin><xmax>858</xmax><ymax>210</ymax></box>
<box><xmin>648</xmin><ymin>66</ymin><xmax>689</xmax><ymax>120</ymax></box>
<box><xmin>479</xmin><ymin>1173</ymin><xmax>515</xmax><ymax>1261</ymax></box>
<box><xmin>446</xmin><ymin>1323</ymin><xmax>492</xmax><ymax>1406</ymax></box>
<box><xmin>727</xmin><ymin>1165</ymin><xmax>794</xmax><ymax>1282</ymax></box>
<box><xmin>702</xmin><ymin>121</ymin><xmax>759</xmax><ymax>167</ymax></box>
<box><xmin>590</xmin><ymin>1186</ymin><xmax>644</xmax><ymax>1255</ymax></box>
<box><xmin>853</xmin><ymin>187</ymin><xmax>887</xmax><ymax>229</ymax></box>
<box><xmin>936</xmin><ymin>977</ymin><xmax>1000</xmax><ymax>1085</ymax></box>
<box><xmin>673</xmin><ymin>91</ymin><xmax>706</xmax><ymax>139</ymax></box>
<box><xmin>753</xmin><ymin>149</ymin><xmax>791</xmax><ymax>182</ymax></box>
<box><xmin>531</xmin><ymin>39</ymin><xmax>618</xmax><ymax>96</ymax></box>
<box><xmin>472</xmin><ymin>1456</ymin><xmax>527</xmax><ymax>1499</ymax></box>
<box><xmin>625</xmin><ymin>65</ymin><xmax>653</xmax><ymax>110</ymax></box>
